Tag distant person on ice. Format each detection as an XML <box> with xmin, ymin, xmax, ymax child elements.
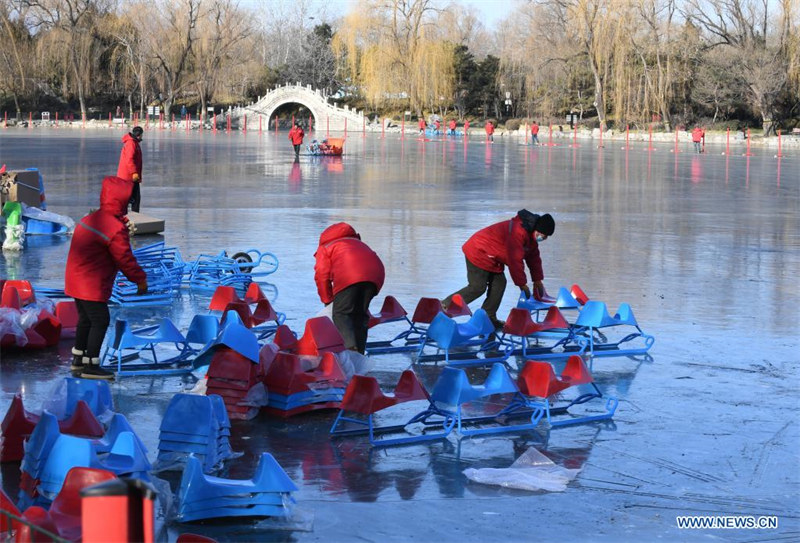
<box><xmin>531</xmin><ymin>121</ymin><xmax>540</xmax><ymax>145</ymax></box>
<box><xmin>485</xmin><ymin>120</ymin><xmax>495</xmax><ymax>142</ymax></box>
<box><xmin>117</xmin><ymin>126</ymin><xmax>143</xmax><ymax>212</ymax></box>
<box><xmin>418</xmin><ymin>117</ymin><xmax>426</xmax><ymax>134</ymax></box>
<box><xmin>692</xmin><ymin>126</ymin><xmax>705</xmax><ymax>153</ymax></box>
<box><xmin>314</xmin><ymin>223</ymin><xmax>385</xmax><ymax>354</ymax></box>
<box><xmin>289</xmin><ymin>122</ymin><xmax>305</xmax><ymax>160</ymax></box>
<box><xmin>442</xmin><ymin>210</ymin><xmax>555</xmax><ymax>330</ymax></box>
<box><xmin>65</xmin><ymin>176</ymin><xmax>147</xmax><ymax>380</ymax></box>
<box><xmin>448</xmin><ymin>119</ymin><xmax>457</xmax><ymax>135</ymax></box>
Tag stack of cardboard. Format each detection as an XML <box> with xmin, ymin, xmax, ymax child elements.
<box><xmin>0</xmin><ymin>170</ymin><xmax>42</xmax><ymax>208</ymax></box>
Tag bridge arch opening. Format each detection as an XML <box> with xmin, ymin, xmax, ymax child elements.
<box><xmin>269</xmin><ymin>102</ymin><xmax>317</xmax><ymax>131</ymax></box>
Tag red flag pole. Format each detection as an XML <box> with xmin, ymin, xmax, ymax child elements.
<box><xmin>726</xmin><ymin>128</ymin><xmax>730</xmax><ymax>155</ymax></box>
<box><xmin>777</xmin><ymin>130</ymin><xmax>782</xmax><ymax>158</ymax></box>
<box><xmin>401</xmin><ymin>117</ymin><xmax>405</xmax><ymax>140</ymax></box>
<box><xmin>746</xmin><ymin>129</ymin><xmax>752</xmax><ymax>156</ymax></box>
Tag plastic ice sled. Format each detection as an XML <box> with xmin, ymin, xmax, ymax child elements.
<box><xmin>416</xmin><ymin>309</ymin><xmax>508</xmax><ymax>366</ymax></box>
<box><xmin>101</xmin><ymin>318</ymin><xmax>193</xmax><ymax>376</ymax></box>
<box><xmin>517</xmin><ymin>285</ymin><xmax>584</xmax><ymax>313</ymax></box>
<box><xmin>3</xmin><ymin>280</ymin><xmax>35</xmax><ymax>306</ymax></box>
<box><xmin>365</xmin><ymin>294</ymin><xmax>471</xmax><ymax>355</ymax></box>
<box><xmin>374</xmin><ymin>364</ymin><xmax>537</xmax><ymax>444</ymax></box>
<box><xmin>330</xmin><ymin>371</ymin><xmax>429</xmax><ymax>445</ymax></box>
<box><xmin>499</xmin><ymin>307</ymin><xmax>584</xmax><ymax>359</ymax></box>
<box><xmin>503</xmin><ymin>355</ymin><xmax>618</xmax><ymax>427</ymax></box>
<box><xmin>572</xmin><ymin>301</ymin><xmax>654</xmax><ymax>359</ymax></box>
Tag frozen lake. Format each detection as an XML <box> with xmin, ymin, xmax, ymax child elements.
<box><xmin>1</xmin><ymin>127</ymin><xmax>798</xmax><ymax>542</ymax></box>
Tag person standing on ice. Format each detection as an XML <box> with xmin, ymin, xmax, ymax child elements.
<box><xmin>531</xmin><ymin>121</ymin><xmax>540</xmax><ymax>145</ymax></box>
<box><xmin>65</xmin><ymin>176</ymin><xmax>147</xmax><ymax>380</ymax></box>
<box><xmin>314</xmin><ymin>223</ymin><xmax>385</xmax><ymax>354</ymax></box>
<box><xmin>442</xmin><ymin>210</ymin><xmax>555</xmax><ymax>330</ymax></box>
<box><xmin>418</xmin><ymin>117</ymin><xmax>426</xmax><ymax>134</ymax></box>
<box><xmin>692</xmin><ymin>126</ymin><xmax>705</xmax><ymax>154</ymax></box>
<box><xmin>288</xmin><ymin>122</ymin><xmax>305</xmax><ymax>160</ymax></box>
<box><xmin>485</xmin><ymin>120</ymin><xmax>495</xmax><ymax>142</ymax></box>
<box><xmin>116</xmin><ymin>126</ymin><xmax>143</xmax><ymax>212</ymax></box>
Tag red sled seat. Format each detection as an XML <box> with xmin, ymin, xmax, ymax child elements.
<box><xmin>294</xmin><ymin>317</ymin><xmax>345</xmax><ymax>356</ymax></box>
<box><xmin>55</xmin><ymin>301</ymin><xmax>78</xmax><ymax>339</ymax></box>
<box><xmin>48</xmin><ymin>467</ymin><xmax>117</xmax><ymax>541</ymax></box>
<box><xmin>3</xmin><ymin>280</ymin><xmax>35</xmax><ymax>307</ymax></box>
<box><xmin>263</xmin><ymin>352</ymin><xmax>346</xmax><ymax>396</ymax></box>
<box><xmin>338</xmin><ymin>371</ymin><xmax>428</xmax><ymax>415</ymax></box>
<box><xmin>367</xmin><ymin>296</ymin><xmax>408</xmax><ymax>329</ymax></box>
<box><xmin>208</xmin><ymin>286</ymin><xmax>242</xmax><ymax>311</ymax></box>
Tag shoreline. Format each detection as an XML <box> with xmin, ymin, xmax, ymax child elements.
<box><xmin>2</xmin><ymin>120</ymin><xmax>798</xmax><ymax>149</ymax></box>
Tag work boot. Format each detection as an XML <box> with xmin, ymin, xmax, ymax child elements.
<box><xmin>70</xmin><ymin>348</ymin><xmax>85</xmax><ymax>371</ymax></box>
<box><xmin>490</xmin><ymin>318</ymin><xmax>506</xmax><ymax>331</ymax></box>
<box><xmin>80</xmin><ymin>358</ymin><xmax>114</xmax><ymax>381</ymax></box>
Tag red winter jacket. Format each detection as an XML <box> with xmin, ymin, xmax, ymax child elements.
<box><xmin>462</xmin><ymin>216</ymin><xmax>544</xmax><ymax>287</ymax></box>
<box><xmin>65</xmin><ymin>176</ymin><xmax>146</xmax><ymax>302</ymax></box>
<box><xmin>116</xmin><ymin>133</ymin><xmax>142</xmax><ymax>183</ymax></box>
<box><xmin>531</xmin><ymin>123</ymin><xmax>539</xmax><ymax>135</ymax></box>
<box><xmin>449</xmin><ymin>120</ymin><xmax>457</xmax><ymax>130</ymax></box>
<box><xmin>314</xmin><ymin>223</ymin><xmax>385</xmax><ymax>304</ymax></box>
<box><xmin>485</xmin><ymin>122</ymin><xmax>495</xmax><ymax>135</ymax></box>
<box><xmin>288</xmin><ymin>126</ymin><xmax>305</xmax><ymax>145</ymax></box>
<box><xmin>691</xmin><ymin>127</ymin><xmax>704</xmax><ymax>142</ymax></box>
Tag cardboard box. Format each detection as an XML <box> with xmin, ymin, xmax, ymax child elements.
<box><xmin>0</xmin><ymin>171</ymin><xmax>42</xmax><ymax>208</ymax></box>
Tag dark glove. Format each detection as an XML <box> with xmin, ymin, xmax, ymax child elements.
<box><xmin>136</xmin><ymin>281</ymin><xmax>148</xmax><ymax>295</ymax></box>
<box><xmin>520</xmin><ymin>285</ymin><xmax>531</xmax><ymax>299</ymax></box>
<box><xmin>533</xmin><ymin>280</ymin><xmax>544</xmax><ymax>298</ymax></box>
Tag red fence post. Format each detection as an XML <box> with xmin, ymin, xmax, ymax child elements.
<box><xmin>401</xmin><ymin>117</ymin><xmax>405</xmax><ymax>140</ymax></box>
<box><xmin>548</xmin><ymin>124</ymin><xmax>553</xmax><ymax>146</ymax></box>
<box><xmin>777</xmin><ymin>129</ymin><xmax>782</xmax><ymax>158</ymax></box>
<box><xmin>243</xmin><ymin>115</ymin><xmax>247</xmax><ymax>133</ymax></box>
<box><xmin>726</xmin><ymin>128</ymin><xmax>730</xmax><ymax>155</ymax></box>
<box><xmin>599</xmin><ymin>123</ymin><xmax>604</xmax><ymax>148</ymax></box>
<box><xmin>746</xmin><ymin>129</ymin><xmax>752</xmax><ymax>156</ymax></box>
<box><xmin>625</xmin><ymin>125</ymin><xmax>629</xmax><ymax>150</ymax></box>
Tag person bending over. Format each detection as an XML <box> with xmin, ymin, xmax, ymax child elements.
<box><xmin>314</xmin><ymin>223</ymin><xmax>385</xmax><ymax>354</ymax></box>
<box><xmin>443</xmin><ymin>209</ymin><xmax>555</xmax><ymax>329</ymax></box>
<box><xmin>65</xmin><ymin>176</ymin><xmax>148</xmax><ymax>380</ymax></box>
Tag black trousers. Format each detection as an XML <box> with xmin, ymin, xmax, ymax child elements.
<box><xmin>443</xmin><ymin>257</ymin><xmax>507</xmax><ymax>324</ymax></box>
<box><xmin>293</xmin><ymin>144</ymin><xmax>301</xmax><ymax>157</ymax></box>
<box><xmin>332</xmin><ymin>281</ymin><xmax>378</xmax><ymax>354</ymax></box>
<box><xmin>74</xmin><ymin>299</ymin><xmax>110</xmax><ymax>358</ymax></box>
<box><xmin>129</xmin><ymin>182</ymin><xmax>141</xmax><ymax>213</ymax></box>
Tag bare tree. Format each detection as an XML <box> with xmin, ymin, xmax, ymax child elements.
<box><xmin>684</xmin><ymin>0</ymin><xmax>792</xmax><ymax>134</ymax></box>
<box><xmin>0</xmin><ymin>0</ymin><xmax>33</xmax><ymax>119</ymax></box>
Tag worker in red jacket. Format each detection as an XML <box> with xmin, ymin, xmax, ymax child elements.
<box><xmin>418</xmin><ymin>117</ymin><xmax>426</xmax><ymax>134</ymax></box>
<box><xmin>443</xmin><ymin>210</ymin><xmax>555</xmax><ymax>329</ymax></box>
<box><xmin>116</xmin><ymin>126</ymin><xmax>143</xmax><ymax>212</ymax></box>
<box><xmin>691</xmin><ymin>126</ymin><xmax>705</xmax><ymax>153</ymax></box>
<box><xmin>314</xmin><ymin>222</ymin><xmax>385</xmax><ymax>353</ymax></box>
<box><xmin>65</xmin><ymin>176</ymin><xmax>148</xmax><ymax>380</ymax></box>
<box><xmin>485</xmin><ymin>120</ymin><xmax>495</xmax><ymax>142</ymax></box>
<box><xmin>531</xmin><ymin>121</ymin><xmax>540</xmax><ymax>145</ymax></box>
<box><xmin>448</xmin><ymin>119</ymin><xmax>457</xmax><ymax>135</ymax></box>
<box><xmin>288</xmin><ymin>122</ymin><xmax>305</xmax><ymax>160</ymax></box>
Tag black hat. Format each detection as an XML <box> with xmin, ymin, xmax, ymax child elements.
<box><xmin>131</xmin><ymin>126</ymin><xmax>143</xmax><ymax>137</ymax></box>
<box><xmin>535</xmin><ymin>213</ymin><xmax>555</xmax><ymax>236</ymax></box>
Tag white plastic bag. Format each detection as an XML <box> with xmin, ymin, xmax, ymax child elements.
<box><xmin>336</xmin><ymin>350</ymin><xmax>375</xmax><ymax>381</ymax></box>
<box><xmin>463</xmin><ymin>447</ymin><xmax>581</xmax><ymax>492</ymax></box>
<box><xmin>0</xmin><ymin>307</ymin><xmax>27</xmax><ymax>346</ymax></box>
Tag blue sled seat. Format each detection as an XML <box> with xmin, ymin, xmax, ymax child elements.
<box><xmin>573</xmin><ymin>301</ymin><xmax>655</xmax><ymax>360</ymax></box>
<box><xmin>417</xmin><ymin>309</ymin><xmax>508</xmax><ymax>366</ymax></box>
<box><xmin>176</xmin><ymin>453</ymin><xmax>296</xmax><ymax>522</ymax></box>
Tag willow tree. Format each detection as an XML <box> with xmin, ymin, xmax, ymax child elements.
<box><xmin>332</xmin><ymin>0</ymin><xmax>455</xmax><ymax>116</ymax></box>
<box><xmin>0</xmin><ymin>1</ymin><xmax>33</xmax><ymax>119</ymax></box>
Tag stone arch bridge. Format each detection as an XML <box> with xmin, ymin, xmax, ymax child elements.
<box><xmin>238</xmin><ymin>83</ymin><xmax>370</xmax><ymax>132</ymax></box>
